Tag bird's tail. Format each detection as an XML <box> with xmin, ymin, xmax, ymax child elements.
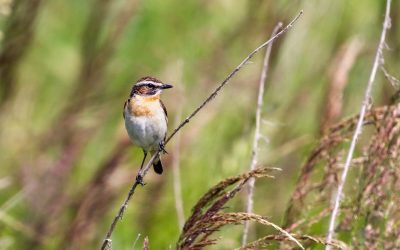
<box><xmin>152</xmin><ymin>156</ymin><xmax>163</xmax><ymax>174</ymax></box>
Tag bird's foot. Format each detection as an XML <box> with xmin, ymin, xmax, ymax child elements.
<box><xmin>159</xmin><ymin>141</ymin><xmax>168</xmax><ymax>154</ymax></box>
<box><xmin>136</xmin><ymin>175</ymin><xmax>146</xmax><ymax>186</ymax></box>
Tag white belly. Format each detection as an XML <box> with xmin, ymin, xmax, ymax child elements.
<box><xmin>124</xmin><ymin>112</ymin><xmax>167</xmax><ymax>152</ymax></box>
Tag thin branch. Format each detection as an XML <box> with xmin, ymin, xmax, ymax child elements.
<box><xmin>242</xmin><ymin>22</ymin><xmax>282</xmax><ymax>246</ymax></box>
<box><xmin>325</xmin><ymin>1</ymin><xmax>392</xmax><ymax>248</ymax></box>
<box><xmin>100</xmin><ymin>10</ymin><xmax>303</xmax><ymax>249</ymax></box>
<box><xmin>165</xmin><ymin>10</ymin><xmax>303</xmax><ymax>144</ymax></box>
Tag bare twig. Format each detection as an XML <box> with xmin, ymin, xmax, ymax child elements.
<box><xmin>242</xmin><ymin>22</ymin><xmax>282</xmax><ymax>246</ymax></box>
<box><xmin>165</xmin><ymin>10</ymin><xmax>303</xmax><ymax>144</ymax></box>
<box><xmin>325</xmin><ymin>1</ymin><xmax>392</xmax><ymax>248</ymax></box>
<box><xmin>100</xmin><ymin>10</ymin><xmax>303</xmax><ymax>249</ymax></box>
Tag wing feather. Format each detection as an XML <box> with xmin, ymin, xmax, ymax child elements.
<box><xmin>160</xmin><ymin>100</ymin><xmax>168</xmax><ymax>141</ymax></box>
<box><xmin>123</xmin><ymin>100</ymin><xmax>128</xmax><ymax>119</ymax></box>
<box><xmin>160</xmin><ymin>100</ymin><xmax>168</xmax><ymax>121</ymax></box>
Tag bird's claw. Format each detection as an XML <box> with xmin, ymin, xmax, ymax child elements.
<box><xmin>136</xmin><ymin>175</ymin><xmax>146</xmax><ymax>186</ymax></box>
<box><xmin>159</xmin><ymin>141</ymin><xmax>168</xmax><ymax>154</ymax></box>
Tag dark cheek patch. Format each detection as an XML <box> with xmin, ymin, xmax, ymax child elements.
<box><xmin>131</xmin><ymin>85</ymin><xmax>157</xmax><ymax>96</ymax></box>
<box><xmin>141</xmin><ymin>87</ymin><xmax>158</xmax><ymax>95</ymax></box>
<box><xmin>139</xmin><ymin>86</ymin><xmax>149</xmax><ymax>94</ymax></box>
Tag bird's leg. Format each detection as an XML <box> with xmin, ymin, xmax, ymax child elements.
<box><xmin>140</xmin><ymin>150</ymin><xmax>148</xmax><ymax>170</ymax></box>
<box><xmin>159</xmin><ymin>141</ymin><xmax>168</xmax><ymax>154</ymax></box>
<box><xmin>136</xmin><ymin>151</ymin><xmax>147</xmax><ymax>186</ymax></box>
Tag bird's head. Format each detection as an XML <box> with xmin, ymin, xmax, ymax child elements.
<box><xmin>130</xmin><ymin>76</ymin><xmax>173</xmax><ymax>98</ymax></box>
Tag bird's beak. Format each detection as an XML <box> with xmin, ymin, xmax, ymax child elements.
<box><xmin>161</xmin><ymin>83</ymin><xmax>173</xmax><ymax>89</ymax></box>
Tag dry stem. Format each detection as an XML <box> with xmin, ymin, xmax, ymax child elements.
<box><xmin>100</xmin><ymin>10</ymin><xmax>303</xmax><ymax>249</ymax></box>
<box><xmin>242</xmin><ymin>22</ymin><xmax>282</xmax><ymax>246</ymax></box>
<box><xmin>325</xmin><ymin>1</ymin><xmax>392</xmax><ymax>247</ymax></box>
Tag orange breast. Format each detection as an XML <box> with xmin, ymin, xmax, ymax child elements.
<box><xmin>131</xmin><ymin>105</ymin><xmax>152</xmax><ymax>116</ymax></box>
<box><xmin>128</xmin><ymin>96</ymin><xmax>160</xmax><ymax>117</ymax></box>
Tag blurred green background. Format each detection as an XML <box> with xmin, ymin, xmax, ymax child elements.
<box><xmin>0</xmin><ymin>0</ymin><xmax>399</xmax><ymax>249</ymax></box>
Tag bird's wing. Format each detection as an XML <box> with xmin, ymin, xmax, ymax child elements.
<box><xmin>123</xmin><ymin>99</ymin><xmax>128</xmax><ymax>119</ymax></box>
<box><xmin>160</xmin><ymin>99</ymin><xmax>168</xmax><ymax>121</ymax></box>
<box><xmin>160</xmin><ymin>100</ymin><xmax>168</xmax><ymax>141</ymax></box>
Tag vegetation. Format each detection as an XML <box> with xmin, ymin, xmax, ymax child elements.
<box><xmin>0</xmin><ymin>0</ymin><xmax>399</xmax><ymax>249</ymax></box>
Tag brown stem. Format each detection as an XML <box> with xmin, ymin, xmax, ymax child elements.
<box><xmin>242</xmin><ymin>22</ymin><xmax>282</xmax><ymax>246</ymax></box>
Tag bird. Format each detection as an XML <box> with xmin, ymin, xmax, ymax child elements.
<box><xmin>123</xmin><ymin>76</ymin><xmax>173</xmax><ymax>176</ymax></box>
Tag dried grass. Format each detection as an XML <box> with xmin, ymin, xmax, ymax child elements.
<box><xmin>178</xmin><ymin>167</ymin><xmax>312</xmax><ymax>250</ymax></box>
<box><xmin>241</xmin><ymin>234</ymin><xmax>347</xmax><ymax>250</ymax></box>
<box><xmin>284</xmin><ymin>103</ymin><xmax>400</xmax><ymax>249</ymax></box>
<box><xmin>177</xmin><ymin>166</ymin><xmax>352</xmax><ymax>249</ymax></box>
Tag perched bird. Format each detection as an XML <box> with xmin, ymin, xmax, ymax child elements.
<box><xmin>123</xmin><ymin>76</ymin><xmax>173</xmax><ymax>175</ymax></box>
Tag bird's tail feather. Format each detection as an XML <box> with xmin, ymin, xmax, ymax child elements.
<box><xmin>153</xmin><ymin>157</ymin><xmax>163</xmax><ymax>174</ymax></box>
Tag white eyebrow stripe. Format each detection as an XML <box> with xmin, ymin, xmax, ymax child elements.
<box><xmin>136</xmin><ymin>81</ymin><xmax>163</xmax><ymax>86</ymax></box>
